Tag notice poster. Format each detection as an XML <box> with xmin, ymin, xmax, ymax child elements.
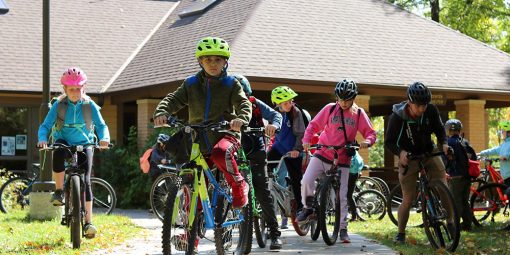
<box><xmin>16</xmin><ymin>135</ymin><xmax>27</xmax><ymax>150</ymax></box>
<box><xmin>1</xmin><ymin>136</ymin><xmax>15</xmax><ymax>156</ymax></box>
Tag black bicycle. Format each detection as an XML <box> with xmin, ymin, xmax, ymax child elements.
<box><xmin>41</xmin><ymin>143</ymin><xmax>111</xmax><ymax>249</ymax></box>
<box><xmin>0</xmin><ymin>164</ymin><xmax>116</xmax><ymax>215</ymax></box>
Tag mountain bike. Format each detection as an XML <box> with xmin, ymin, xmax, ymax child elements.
<box><xmin>402</xmin><ymin>151</ymin><xmax>460</xmax><ymax>252</ymax></box>
<box><xmin>0</xmin><ymin>164</ymin><xmax>116</xmax><ymax>215</ymax></box>
<box><xmin>470</xmin><ymin>157</ymin><xmax>509</xmax><ymax>227</ymax></box>
<box><xmin>159</xmin><ymin>120</ymin><xmax>251</xmax><ymax>255</ymax></box>
<box><xmin>40</xmin><ymin>143</ymin><xmax>111</xmax><ymax>249</ymax></box>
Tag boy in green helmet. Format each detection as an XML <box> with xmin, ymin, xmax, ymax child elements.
<box><xmin>153</xmin><ymin>37</ymin><xmax>252</xmax><ymax>210</ymax></box>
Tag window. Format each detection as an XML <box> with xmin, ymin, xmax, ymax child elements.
<box><xmin>0</xmin><ymin>106</ymin><xmax>29</xmax><ymax>170</ymax></box>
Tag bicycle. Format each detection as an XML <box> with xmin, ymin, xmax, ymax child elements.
<box><xmin>150</xmin><ymin>163</ymin><xmax>179</xmax><ymax>221</ymax></box>
<box><xmin>0</xmin><ymin>164</ymin><xmax>116</xmax><ymax>215</ymax></box>
<box><xmin>267</xmin><ymin>153</ymin><xmax>311</xmax><ymax>237</ymax></box>
<box><xmin>470</xmin><ymin>157</ymin><xmax>509</xmax><ymax>227</ymax></box>
<box><xmin>401</xmin><ymin>151</ymin><xmax>460</xmax><ymax>252</ymax></box>
<box><xmin>159</xmin><ymin>120</ymin><xmax>251</xmax><ymax>255</ymax></box>
<box><xmin>40</xmin><ymin>143</ymin><xmax>111</xmax><ymax>249</ymax></box>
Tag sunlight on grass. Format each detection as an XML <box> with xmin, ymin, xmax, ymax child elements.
<box><xmin>0</xmin><ymin>210</ymin><xmax>143</xmax><ymax>255</ymax></box>
<box><xmin>349</xmin><ymin>213</ymin><xmax>510</xmax><ymax>254</ymax></box>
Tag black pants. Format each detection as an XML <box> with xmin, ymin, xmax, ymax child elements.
<box><xmin>52</xmin><ymin>139</ymin><xmax>94</xmax><ymax>202</ymax></box>
<box><xmin>247</xmin><ymin>150</ymin><xmax>279</xmax><ymax>233</ymax></box>
<box><xmin>267</xmin><ymin>149</ymin><xmax>304</xmax><ymax>210</ymax></box>
<box><xmin>347</xmin><ymin>172</ymin><xmax>359</xmax><ymax>217</ymax></box>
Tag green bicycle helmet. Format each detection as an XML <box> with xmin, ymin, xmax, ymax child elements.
<box><xmin>499</xmin><ymin>120</ymin><xmax>510</xmax><ymax>132</ymax></box>
<box><xmin>271</xmin><ymin>86</ymin><xmax>298</xmax><ymax>104</ymax></box>
<box><xmin>195</xmin><ymin>37</ymin><xmax>231</xmax><ymax>59</ymax></box>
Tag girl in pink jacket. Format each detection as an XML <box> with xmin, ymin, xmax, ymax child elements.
<box><xmin>296</xmin><ymin>79</ymin><xmax>376</xmax><ymax>243</ymax></box>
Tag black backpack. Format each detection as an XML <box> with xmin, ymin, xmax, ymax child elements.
<box><xmin>448</xmin><ymin>137</ymin><xmax>476</xmax><ymax>177</ymax></box>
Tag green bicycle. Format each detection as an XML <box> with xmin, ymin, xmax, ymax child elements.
<box><xmin>160</xmin><ymin>120</ymin><xmax>251</xmax><ymax>255</ymax></box>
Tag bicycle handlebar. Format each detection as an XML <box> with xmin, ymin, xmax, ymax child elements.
<box><xmin>402</xmin><ymin>151</ymin><xmax>444</xmax><ymax>175</ymax></box>
<box><xmin>39</xmin><ymin>142</ymin><xmax>112</xmax><ymax>152</ymax></box>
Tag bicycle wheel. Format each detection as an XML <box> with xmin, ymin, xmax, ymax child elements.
<box><xmin>310</xmin><ymin>181</ymin><xmax>321</xmax><ymax>241</ymax></box>
<box><xmin>387</xmin><ymin>183</ymin><xmax>423</xmax><ymax>228</ymax></box>
<box><xmin>162</xmin><ymin>183</ymin><xmax>197</xmax><ymax>255</ymax></box>
<box><xmin>356</xmin><ymin>189</ymin><xmax>386</xmax><ymax>221</ymax></box>
<box><xmin>214</xmin><ymin>190</ymin><xmax>252</xmax><ymax>255</ymax></box>
<box><xmin>253</xmin><ymin>203</ymin><xmax>267</xmax><ymax>248</ymax></box>
<box><xmin>318</xmin><ymin>177</ymin><xmax>340</xmax><ymax>245</ymax></box>
<box><xmin>90</xmin><ymin>177</ymin><xmax>116</xmax><ymax>215</ymax></box>
<box><xmin>241</xmin><ymin>186</ymin><xmax>254</xmax><ymax>254</ymax></box>
<box><xmin>0</xmin><ymin>177</ymin><xmax>31</xmax><ymax>213</ymax></box>
<box><xmin>470</xmin><ymin>183</ymin><xmax>507</xmax><ymax>227</ymax></box>
<box><xmin>150</xmin><ymin>173</ymin><xmax>178</xmax><ymax>221</ymax></box>
<box><xmin>370</xmin><ymin>177</ymin><xmax>390</xmax><ymax>198</ymax></box>
<box><xmin>70</xmin><ymin>175</ymin><xmax>82</xmax><ymax>249</ymax></box>
<box><xmin>422</xmin><ymin>180</ymin><xmax>460</xmax><ymax>252</ymax></box>
<box><xmin>356</xmin><ymin>176</ymin><xmax>383</xmax><ymax>193</ymax></box>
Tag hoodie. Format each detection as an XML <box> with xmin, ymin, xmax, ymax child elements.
<box><xmin>385</xmin><ymin>101</ymin><xmax>446</xmax><ymax>156</ymax></box>
<box><xmin>302</xmin><ymin>103</ymin><xmax>376</xmax><ymax>165</ymax></box>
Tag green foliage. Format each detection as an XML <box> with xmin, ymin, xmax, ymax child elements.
<box><xmin>368</xmin><ymin>116</ymin><xmax>385</xmax><ymax>168</ymax></box>
<box><xmin>95</xmin><ymin>126</ymin><xmax>151</xmax><ymax>208</ymax></box>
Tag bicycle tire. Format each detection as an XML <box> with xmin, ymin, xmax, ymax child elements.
<box><xmin>310</xmin><ymin>181</ymin><xmax>321</xmax><ymax>241</ymax></box>
<box><xmin>387</xmin><ymin>183</ymin><xmax>423</xmax><ymax>228</ymax></box>
<box><xmin>253</xmin><ymin>206</ymin><xmax>267</xmax><ymax>248</ymax></box>
<box><xmin>70</xmin><ymin>175</ymin><xmax>82</xmax><ymax>249</ymax></box>
<box><xmin>0</xmin><ymin>177</ymin><xmax>31</xmax><ymax>213</ymax></box>
<box><xmin>422</xmin><ymin>180</ymin><xmax>460</xmax><ymax>252</ymax></box>
<box><xmin>355</xmin><ymin>189</ymin><xmax>386</xmax><ymax>221</ymax></box>
<box><xmin>370</xmin><ymin>176</ymin><xmax>390</xmax><ymax>198</ymax></box>
<box><xmin>318</xmin><ymin>177</ymin><xmax>340</xmax><ymax>245</ymax></box>
<box><xmin>90</xmin><ymin>177</ymin><xmax>116</xmax><ymax>215</ymax></box>
<box><xmin>241</xmin><ymin>187</ymin><xmax>254</xmax><ymax>254</ymax></box>
<box><xmin>162</xmin><ymin>183</ymin><xmax>196</xmax><ymax>255</ymax></box>
<box><xmin>214</xmin><ymin>191</ymin><xmax>251</xmax><ymax>255</ymax></box>
<box><xmin>470</xmin><ymin>182</ymin><xmax>507</xmax><ymax>227</ymax></box>
<box><xmin>356</xmin><ymin>176</ymin><xmax>384</xmax><ymax>193</ymax></box>
<box><xmin>150</xmin><ymin>173</ymin><xmax>178</xmax><ymax>221</ymax></box>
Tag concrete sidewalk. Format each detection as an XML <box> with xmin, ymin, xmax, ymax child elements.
<box><xmin>93</xmin><ymin>209</ymin><xmax>397</xmax><ymax>255</ymax></box>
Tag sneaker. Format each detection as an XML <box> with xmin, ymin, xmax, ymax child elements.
<box><xmin>394</xmin><ymin>233</ymin><xmax>405</xmax><ymax>244</ymax></box>
<box><xmin>296</xmin><ymin>208</ymin><xmax>314</xmax><ymax>225</ymax></box>
<box><xmin>269</xmin><ymin>235</ymin><xmax>282</xmax><ymax>250</ymax></box>
<box><xmin>280</xmin><ymin>217</ymin><xmax>288</xmax><ymax>229</ymax></box>
<box><xmin>84</xmin><ymin>223</ymin><xmax>97</xmax><ymax>239</ymax></box>
<box><xmin>340</xmin><ymin>229</ymin><xmax>350</xmax><ymax>243</ymax></box>
<box><xmin>50</xmin><ymin>189</ymin><xmax>64</xmax><ymax>206</ymax></box>
<box><xmin>232</xmin><ymin>180</ymin><xmax>249</xmax><ymax>209</ymax></box>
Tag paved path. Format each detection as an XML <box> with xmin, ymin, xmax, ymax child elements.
<box><xmin>93</xmin><ymin>209</ymin><xmax>397</xmax><ymax>255</ymax></box>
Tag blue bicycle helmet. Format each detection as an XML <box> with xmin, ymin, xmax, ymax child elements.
<box><xmin>233</xmin><ymin>74</ymin><xmax>252</xmax><ymax>96</ymax></box>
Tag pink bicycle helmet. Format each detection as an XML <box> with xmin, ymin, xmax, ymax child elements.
<box><xmin>60</xmin><ymin>67</ymin><xmax>87</xmax><ymax>86</ymax></box>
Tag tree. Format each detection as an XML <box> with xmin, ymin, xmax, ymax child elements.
<box><xmin>387</xmin><ymin>0</ymin><xmax>510</xmax><ymax>53</ymax></box>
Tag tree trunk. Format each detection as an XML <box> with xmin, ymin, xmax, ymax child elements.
<box><xmin>430</xmin><ymin>0</ymin><xmax>440</xmax><ymax>22</ymax></box>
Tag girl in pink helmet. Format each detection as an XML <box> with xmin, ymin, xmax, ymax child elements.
<box><xmin>37</xmin><ymin>67</ymin><xmax>110</xmax><ymax>239</ymax></box>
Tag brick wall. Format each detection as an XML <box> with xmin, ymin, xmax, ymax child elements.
<box><xmin>137</xmin><ymin>99</ymin><xmax>161</xmax><ymax>148</ymax></box>
<box><xmin>100</xmin><ymin>96</ymin><xmax>118</xmax><ymax>143</ymax></box>
<box><xmin>454</xmin><ymin>100</ymin><xmax>486</xmax><ymax>152</ymax></box>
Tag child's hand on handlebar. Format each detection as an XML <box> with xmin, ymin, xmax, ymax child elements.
<box><xmin>37</xmin><ymin>141</ymin><xmax>48</xmax><ymax>148</ymax></box>
<box><xmin>302</xmin><ymin>143</ymin><xmax>310</xmax><ymax>152</ymax></box>
<box><xmin>230</xmin><ymin>118</ymin><xmax>244</xmax><ymax>132</ymax></box>
<box><xmin>99</xmin><ymin>140</ymin><xmax>110</xmax><ymax>149</ymax></box>
<box><xmin>289</xmin><ymin>150</ymin><xmax>300</xmax><ymax>158</ymax></box>
<box><xmin>265</xmin><ymin>124</ymin><xmax>278</xmax><ymax>137</ymax></box>
<box><xmin>360</xmin><ymin>141</ymin><xmax>370</xmax><ymax>149</ymax></box>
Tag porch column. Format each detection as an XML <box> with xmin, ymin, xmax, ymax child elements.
<box><xmin>454</xmin><ymin>100</ymin><xmax>486</xmax><ymax>152</ymax></box>
<box><xmin>101</xmin><ymin>96</ymin><xmax>118</xmax><ymax>143</ymax></box>
<box><xmin>137</xmin><ymin>99</ymin><xmax>161</xmax><ymax>149</ymax></box>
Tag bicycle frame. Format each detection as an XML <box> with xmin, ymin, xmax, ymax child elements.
<box><xmin>480</xmin><ymin>158</ymin><xmax>508</xmax><ymax>203</ymax></box>
<box><xmin>267</xmin><ymin>156</ymin><xmax>294</xmax><ymax>216</ymax></box>
<box><xmin>172</xmin><ymin>143</ymin><xmax>243</xmax><ymax>231</ymax></box>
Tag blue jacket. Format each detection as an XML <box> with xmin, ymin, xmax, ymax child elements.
<box><xmin>38</xmin><ymin>98</ymin><xmax>110</xmax><ymax>145</ymax></box>
<box><xmin>480</xmin><ymin>137</ymin><xmax>510</xmax><ymax>180</ymax></box>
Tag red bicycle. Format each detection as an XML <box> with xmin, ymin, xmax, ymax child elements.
<box><xmin>470</xmin><ymin>157</ymin><xmax>509</xmax><ymax>227</ymax></box>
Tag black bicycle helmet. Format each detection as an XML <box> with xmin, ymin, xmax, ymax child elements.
<box><xmin>335</xmin><ymin>79</ymin><xmax>358</xmax><ymax>100</ymax></box>
<box><xmin>445</xmin><ymin>119</ymin><xmax>462</xmax><ymax>131</ymax></box>
<box><xmin>157</xmin><ymin>134</ymin><xmax>170</xmax><ymax>144</ymax></box>
<box><xmin>407</xmin><ymin>82</ymin><xmax>431</xmax><ymax>105</ymax></box>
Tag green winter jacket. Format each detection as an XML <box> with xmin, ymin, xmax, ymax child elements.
<box><xmin>153</xmin><ymin>70</ymin><xmax>252</xmax><ymax>153</ymax></box>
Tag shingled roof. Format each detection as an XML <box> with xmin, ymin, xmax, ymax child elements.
<box><xmin>108</xmin><ymin>0</ymin><xmax>510</xmax><ymax>93</ymax></box>
<box><xmin>0</xmin><ymin>0</ymin><xmax>177</xmax><ymax>94</ymax></box>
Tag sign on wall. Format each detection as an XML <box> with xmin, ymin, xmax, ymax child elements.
<box><xmin>1</xmin><ymin>136</ymin><xmax>15</xmax><ymax>156</ymax></box>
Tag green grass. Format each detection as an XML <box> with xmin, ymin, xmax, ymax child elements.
<box><xmin>0</xmin><ymin>210</ymin><xmax>144</xmax><ymax>255</ymax></box>
<box><xmin>349</xmin><ymin>213</ymin><xmax>510</xmax><ymax>255</ymax></box>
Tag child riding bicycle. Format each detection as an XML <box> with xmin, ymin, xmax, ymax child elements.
<box><xmin>384</xmin><ymin>82</ymin><xmax>449</xmax><ymax>244</ymax></box>
<box><xmin>153</xmin><ymin>36</ymin><xmax>252</xmax><ymax>211</ymax></box>
<box><xmin>478</xmin><ymin>120</ymin><xmax>510</xmax><ymax>231</ymax></box>
<box><xmin>297</xmin><ymin>79</ymin><xmax>376</xmax><ymax>243</ymax></box>
<box><xmin>37</xmin><ymin>67</ymin><xmax>111</xmax><ymax>238</ymax></box>
<box><xmin>234</xmin><ymin>74</ymin><xmax>283</xmax><ymax>249</ymax></box>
